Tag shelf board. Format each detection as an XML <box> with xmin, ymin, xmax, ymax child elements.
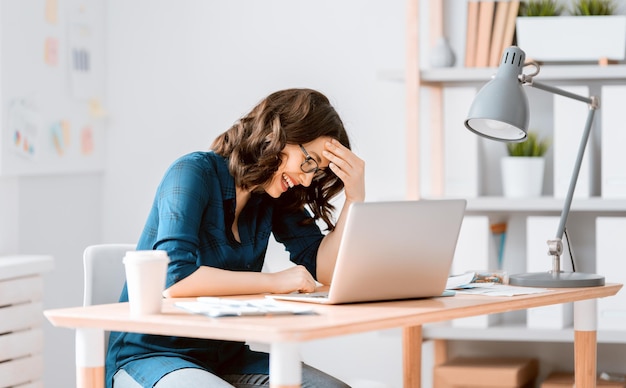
<box><xmin>381</xmin><ymin>65</ymin><xmax>626</xmax><ymax>85</ymax></box>
<box><xmin>463</xmin><ymin>197</ymin><xmax>626</xmax><ymax>214</ymax></box>
<box><xmin>424</xmin><ymin>323</ymin><xmax>626</xmax><ymax>344</ymax></box>
<box><xmin>417</xmin><ymin>65</ymin><xmax>626</xmax><ymax>85</ymax></box>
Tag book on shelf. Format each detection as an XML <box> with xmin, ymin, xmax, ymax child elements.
<box><xmin>474</xmin><ymin>1</ymin><xmax>496</xmax><ymax>67</ymax></box>
<box><xmin>464</xmin><ymin>1</ymin><xmax>480</xmax><ymax>67</ymax></box>
<box><xmin>500</xmin><ymin>1</ymin><xmax>520</xmax><ymax>59</ymax></box>
<box><xmin>488</xmin><ymin>1</ymin><xmax>510</xmax><ymax>67</ymax></box>
<box><xmin>465</xmin><ymin>0</ymin><xmax>520</xmax><ymax>68</ymax></box>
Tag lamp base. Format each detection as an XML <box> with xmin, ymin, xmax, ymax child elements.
<box><xmin>509</xmin><ymin>271</ymin><xmax>605</xmax><ymax>288</ymax></box>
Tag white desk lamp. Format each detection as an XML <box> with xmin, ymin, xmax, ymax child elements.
<box><xmin>464</xmin><ymin>45</ymin><xmax>605</xmax><ymax>288</ymax></box>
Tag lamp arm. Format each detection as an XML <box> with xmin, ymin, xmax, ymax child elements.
<box><xmin>525</xmin><ymin>79</ymin><xmax>599</xmax><ymax>240</ymax></box>
<box><xmin>524</xmin><ymin>79</ymin><xmax>596</xmax><ymax>107</ymax></box>
<box><xmin>526</xmin><ymin>79</ymin><xmax>599</xmax><ymax>272</ymax></box>
<box><xmin>552</xmin><ymin>104</ymin><xmax>597</xmax><ymax>240</ymax></box>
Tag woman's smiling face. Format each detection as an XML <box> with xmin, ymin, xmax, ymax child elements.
<box><xmin>263</xmin><ymin>136</ymin><xmax>331</xmax><ymax>198</ymax></box>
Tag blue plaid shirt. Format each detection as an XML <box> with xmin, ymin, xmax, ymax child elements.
<box><xmin>105</xmin><ymin>151</ymin><xmax>324</xmax><ymax>387</ymax></box>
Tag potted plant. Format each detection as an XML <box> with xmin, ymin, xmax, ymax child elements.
<box><xmin>518</xmin><ymin>0</ymin><xmax>564</xmax><ymax>16</ymax></box>
<box><xmin>516</xmin><ymin>0</ymin><xmax>626</xmax><ymax>62</ymax></box>
<box><xmin>501</xmin><ymin>131</ymin><xmax>551</xmax><ymax>197</ymax></box>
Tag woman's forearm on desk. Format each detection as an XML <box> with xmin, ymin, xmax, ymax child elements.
<box><xmin>163</xmin><ymin>265</ymin><xmax>317</xmax><ymax>297</ymax></box>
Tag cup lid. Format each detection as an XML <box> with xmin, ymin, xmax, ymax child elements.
<box><xmin>123</xmin><ymin>250</ymin><xmax>170</xmax><ymax>263</ymax></box>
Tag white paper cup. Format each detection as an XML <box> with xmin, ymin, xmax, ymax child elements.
<box><xmin>123</xmin><ymin>250</ymin><xmax>169</xmax><ymax>317</ymax></box>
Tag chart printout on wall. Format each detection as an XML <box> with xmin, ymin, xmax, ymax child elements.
<box><xmin>1</xmin><ymin>0</ymin><xmax>106</xmax><ymax>175</ymax></box>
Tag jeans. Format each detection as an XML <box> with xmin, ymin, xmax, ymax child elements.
<box><xmin>113</xmin><ymin>364</ymin><xmax>351</xmax><ymax>388</ymax></box>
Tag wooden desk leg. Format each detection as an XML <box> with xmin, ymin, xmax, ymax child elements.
<box><xmin>433</xmin><ymin>339</ymin><xmax>448</xmax><ymax>366</ymax></box>
<box><xmin>403</xmin><ymin>325</ymin><xmax>422</xmax><ymax>388</ymax></box>
<box><xmin>269</xmin><ymin>342</ymin><xmax>301</xmax><ymax>388</ymax></box>
<box><xmin>75</xmin><ymin>328</ymin><xmax>105</xmax><ymax>388</ymax></box>
<box><xmin>574</xmin><ymin>299</ymin><xmax>597</xmax><ymax>388</ymax></box>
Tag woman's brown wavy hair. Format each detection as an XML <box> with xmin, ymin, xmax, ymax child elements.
<box><xmin>211</xmin><ymin>88</ymin><xmax>350</xmax><ymax>231</ymax></box>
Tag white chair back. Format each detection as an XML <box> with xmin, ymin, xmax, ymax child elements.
<box><xmin>83</xmin><ymin>244</ymin><xmax>136</xmax><ymax>306</ymax></box>
<box><xmin>78</xmin><ymin>244</ymin><xmax>135</xmax><ymax>376</ymax></box>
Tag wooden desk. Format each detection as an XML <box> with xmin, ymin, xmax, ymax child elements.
<box><xmin>45</xmin><ymin>284</ymin><xmax>621</xmax><ymax>388</ymax></box>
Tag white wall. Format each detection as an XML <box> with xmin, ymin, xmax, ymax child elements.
<box><xmin>102</xmin><ymin>0</ymin><xmax>407</xmax><ymax>245</ymax></box>
<box><xmin>28</xmin><ymin>1</ymin><xmax>406</xmax><ymax>387</ymax></box>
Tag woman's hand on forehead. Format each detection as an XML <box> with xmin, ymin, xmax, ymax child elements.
<box><xmin>323</xmin><ymin>139</ymin><xmax>365</xmax><ymax>203</ymax></box>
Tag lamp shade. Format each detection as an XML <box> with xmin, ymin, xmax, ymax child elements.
<box><xmin>465</xmin><ymin>46</ymin><xmax>529</xmax><ymax>142</ymax></box>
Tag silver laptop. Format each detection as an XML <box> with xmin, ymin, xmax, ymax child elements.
<box><xmin>268</xmin><ymin>199</ymin><xmax>467</xmax><ymax>305</ymax></box>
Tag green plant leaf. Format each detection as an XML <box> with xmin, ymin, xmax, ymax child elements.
<box><xmin>506</xmin><ymin>131</ymin><xmax>551</xmax><ymax>157</ymax></box>
<box><xmin>571</xmin><ymin>0</ymin><xmax>616</xmax><ymax>15</ymax></box>
<box><xmin>519</xmin><ymin>0</ymin><xmax>564</xmax><ymax>16</ymax></box>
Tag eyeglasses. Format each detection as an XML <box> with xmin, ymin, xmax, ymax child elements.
<box><xmin>299</xmin><ymin>144</ymin><xmax>320</xmax><ymax>174</ymax></box>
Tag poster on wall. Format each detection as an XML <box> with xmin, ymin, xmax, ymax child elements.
<box><xmin>7</xmin><ymin>99</ymin><xmax>42</xmax><ymax>161</ymax></box>
<box><xmin>68</xmin><ymin>1</ymin><xmax>100</xmax><ymax>100</ymax></box>
<box><xmin>0</xmin><ymin>0</ymin><xmax>106</xmax><ymax>175</ymax></box>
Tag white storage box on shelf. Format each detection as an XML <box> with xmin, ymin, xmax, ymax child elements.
<box><xmin>553</xmin><ymin>86</ymin><xmax>593</xmax><ymax>199</ymax></box>
<box><xmin>443</xmin><ymin>86</ymin><xmax>480</xmax><ymax>198</ymax></box>
<box><xmin>601</xmin><ymin>85</ymin><xmax>626</xmax><ymax>198</ymax></box>
<box><xmin>516</xmin><ymin>16</ymin><xmax>626</xmax><ymax>62</ymax></box>
<box><xmin>0</xmin><ymin>255</ymin><xmax>54</xmax><ymax>388</ymax></box>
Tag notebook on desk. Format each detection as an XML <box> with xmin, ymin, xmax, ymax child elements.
<box><xmin>268</xmin><ymin>199</ymin><xmax>467</xmax><ymax>305</ymax></box>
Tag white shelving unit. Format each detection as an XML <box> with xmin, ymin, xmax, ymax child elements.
<box><xmin>421</xmin><ymin>65</ymin><xmax>626</xmax><ymax>85</ymax></box>
<box><xmin>424</xmin><ymin>324</ymin><xmax>626</xmax><ymax>344</ymax></box>
<box><xmin>382</xmin><ymin>65</ymin><xmax>626</xmax><ymax>85</ymax></box>
<box><xmin>407</xmin><ymin>0</ymin><xmax>626</xmax><ymax>382</ymax></box>
<box><xmin>466</xmin><ymin>197</ymin><xmax>626</xmax><ymax>214</ymax></box>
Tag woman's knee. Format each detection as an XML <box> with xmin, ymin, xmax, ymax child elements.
<box><xmin>223</xmin><ymin>364</ymin><xmax>350</xmax><ymax>388</ymax></box>
<box><xmin>156</xmin><ymin>368</ymin><xmax>235</xmax><ymax>387</ymax></box>
<box><xmin>114</xmin><ymin>367</ymin><xmax>235</xmax><ymax>388</ymax></box>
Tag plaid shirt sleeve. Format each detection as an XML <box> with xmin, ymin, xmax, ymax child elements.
<box><xmin>138</xmin><ymin>153</ymin><xmax>219</xmax><ymax>287</ymax></box>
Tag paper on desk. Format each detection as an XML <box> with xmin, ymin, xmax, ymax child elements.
<box><xmin>446</xmin><ymin>272</ymin><xmax>477</xmax><ymax>289</ymax></box>
<box><xmin>175</xmin><ymin>297</ymin><xmax>316</xmax><ymax>318</ymax></box>
<box><xmin>446</xmin><ymin>272</ymin><xmax>551</xmax><ymax>296</ymax></box>
<box><xmin>454</xmin><ymin>284</ymin><xmax>551</xmax><ymax>296</ymax></box>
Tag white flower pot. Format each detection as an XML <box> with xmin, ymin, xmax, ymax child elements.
<box><xmin>516</xmin><ymin>15</ymin><xmax>626</xmax><ymax>62</ymax></box>
<box><xmin>501</xmin><ymin>157</ymin><xmax>545</xmax><ymax>198</ymax></box>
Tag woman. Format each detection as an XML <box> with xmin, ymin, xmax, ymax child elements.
<box><xmin>106</xmin><ymin>88</ymin><xmax>365</xmax><ymax>387</ymax></box>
